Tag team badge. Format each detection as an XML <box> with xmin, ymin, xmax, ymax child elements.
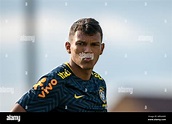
<box><xmin>99</xmin><ymin>87</ymin><xmax>106</xmax><ymax>103</ymax></box>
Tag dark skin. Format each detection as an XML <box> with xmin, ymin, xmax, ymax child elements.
<box><xmin>11</xmin><ymin>30</ymin><xmax>105</xmax><ymax>112</ymax></box>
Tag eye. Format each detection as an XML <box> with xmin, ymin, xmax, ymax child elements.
<box><xmin>76</xmin><ymin>41</ymin><xmax>86</xmax><ymax>46</ymax></box>
<box><xmin>91</xmin><ymin>43</ymin><xmax>101</xmax><ymax>46</ymax></box>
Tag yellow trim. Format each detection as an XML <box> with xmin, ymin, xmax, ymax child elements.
<box><xmin>64</xmin><ymin>62</ymin><xmax>73</xmax><ymax>71</ymax></box>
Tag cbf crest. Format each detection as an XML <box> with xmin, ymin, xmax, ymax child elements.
<box><xmin>99</xmin><ymin>87</ymin><xmax>106</xmax><ymax>103</ymax></box>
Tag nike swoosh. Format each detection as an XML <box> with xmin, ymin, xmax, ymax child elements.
<box><xmin>74</xmin><ymin>94</ymin><xmax>85</xmax><ymax>99</ymax></box>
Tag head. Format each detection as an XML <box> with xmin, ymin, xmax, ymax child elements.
<box><xmin>65</xmin><ymin>18</ymin><xmax>105</xmax><ymax>70</ymax></box>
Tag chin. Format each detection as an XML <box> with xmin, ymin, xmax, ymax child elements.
<box><xmin>80</xmin><ymin>65</ymin><xmax>94</xmax><ymax>70</ymax></box>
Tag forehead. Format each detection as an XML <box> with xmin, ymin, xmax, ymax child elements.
<box><xmin>72</xmin><ymin>31</ymin><xmax>101</xmax><ymax>43</ymax></box>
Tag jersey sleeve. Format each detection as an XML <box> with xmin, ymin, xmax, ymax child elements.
<box><xmin>17</xmin><ymin>74</ymin><xmax>63</xmax><ymax>112</ymax></box>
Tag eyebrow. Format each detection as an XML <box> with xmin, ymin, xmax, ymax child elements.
<box><xmin>76</xmin><ymin>40</ymin><xmax>85</xmax><ymax>43</ymax></box>
<box><xmin>76</xmin><ymin>40</ymin><xmax>101</xmax><ymax>44</ymax></box>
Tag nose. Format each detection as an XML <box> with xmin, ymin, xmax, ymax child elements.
<box><xmin>84</xmin><ymin>45</ymin><xmax>92</xmax><ymax>53</ymax></box>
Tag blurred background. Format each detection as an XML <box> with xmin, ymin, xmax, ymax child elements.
<box><xmin>0</xmin><ymin>0</ymin><xmax>172</xmax><ymax>112</ymax></box>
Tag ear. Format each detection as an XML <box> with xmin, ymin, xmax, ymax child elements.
<box><xmin>100</xmin><ymin>43</ymin><xmax>105</xmax><ymax>55</ymax></box>
<box><xmin>65</xmin><ymin>41</ymin><xmax>71</xmax><ymax>54</ymax></box>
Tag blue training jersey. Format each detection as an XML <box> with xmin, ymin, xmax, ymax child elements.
<box><xmin>17</xmin><ymin>63</ymin><xmax>107</xmax><ymax>112</ymax></box>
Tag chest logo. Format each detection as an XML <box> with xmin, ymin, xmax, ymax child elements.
<box><xmin>74</xmin><ymin>94</ymin><xmax>85</xmax><ymax>99</ymax></box>
<box><xmin>99</xmin><ymin>87</ymin><xmax>106</xmax><ymax>103</ymax></box>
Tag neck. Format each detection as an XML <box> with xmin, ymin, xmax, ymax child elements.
<box><xmin>68</xmin><ymin>61</ymin><xmax>92</xmax><ymax>80</ymax></box>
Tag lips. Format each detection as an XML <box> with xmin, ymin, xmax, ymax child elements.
<box><xmin>79</xmin><ymin>52</ymin><xmax>94</xmax><ymax>61</ymax></box>
<box><xmin>83</xmin><ymin>57</ymin><xmax>92</xmax><ymax>62</ymax></box>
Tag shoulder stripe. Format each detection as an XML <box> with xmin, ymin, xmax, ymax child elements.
<box><xmin>92</xmin><ymin>72</ymin><xmax>103</xmax><ymax>80</ymax></box>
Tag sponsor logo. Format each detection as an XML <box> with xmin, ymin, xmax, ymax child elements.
<box><xmin>74</xmin><ymin>94</ymin><xmax>85</xmax><ymax>99</ymax></box>
<box><xmin>33</xmin><ymin>78</ymin><xmax>58</xmax><ymax>98</ymax></box>
<box><xmin>57</xmin><ymin>69</ymin><xmax>71</xmax><ymax>79</ymax></box>
<box><xmin>33</xmin><ymin>77</ymin><xmax>47</xmax><ymax>90</ymax></box>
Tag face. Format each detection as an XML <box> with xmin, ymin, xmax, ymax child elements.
<box><xmin>66</xmin><ymin>31</ymin><xmax>104</xmax><ymax>70</ymax></box>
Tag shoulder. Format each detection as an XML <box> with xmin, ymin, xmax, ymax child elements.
<box><xmin>91</xmin><ymin>71</ymin><xmax>106</xmax><ymax>86</ymax></box>
<box><xmin>92</xmin><ymin>71</ymin><xmax>104</xmax><ymax>81</ymax></box>
<box><xmin>33</xmin><ymin>63</ymin><xmax>72</xmax><ymax>90</ymax></box>
<box><xmin>46</xmin><ymin>63</ymin><xmax>72</xmax><ymax>80</ymax></box>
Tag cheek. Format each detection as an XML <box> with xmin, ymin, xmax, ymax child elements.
<box><xmin>71</xmin><ymin>47</ymin><xmax>81</xmax><ymax>58</ymax></box>
<box><xmin>72</xmin><ymin>46</ymin><xmax>85</xmax><ymax>56</ymax></box>
<box><xmin>94</xmin><ymin>49</ymin><xmax>102</xmax><ymax>55</ymax></box>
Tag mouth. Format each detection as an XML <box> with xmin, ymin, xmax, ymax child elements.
<box><xmin>83</xmin><ymin>57</ymin><xmax>93</xmax><ymax>62</ymax></box>
<box><xmin>79</xmin><ymin>52</ymin><xmax>94</xmax><ymax>61</ymax></box>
